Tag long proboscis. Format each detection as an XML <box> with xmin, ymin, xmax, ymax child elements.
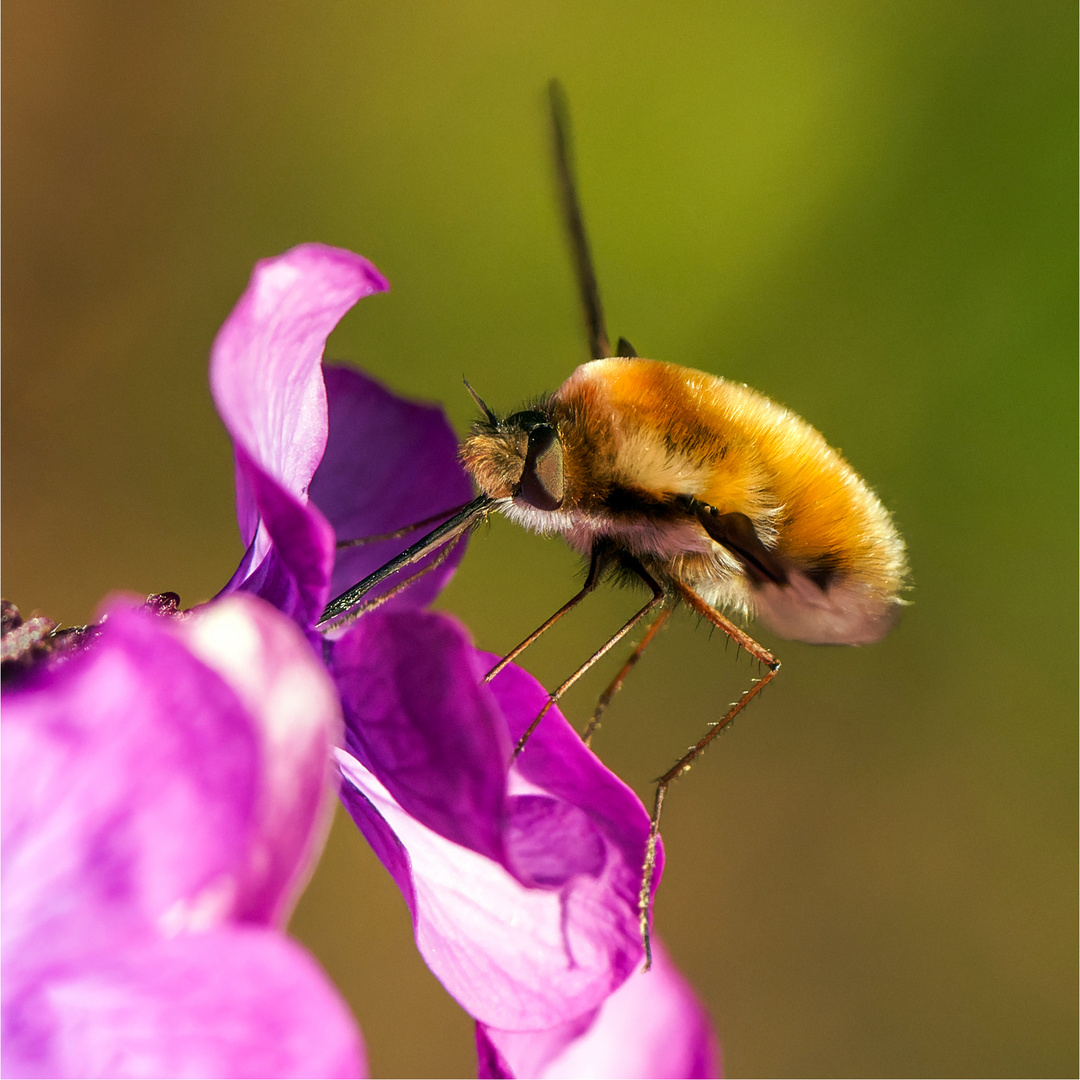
<box><xmin>318</xmin><ymin>494</ymin><xmax>495</xmax><ymax>626</ymax></box>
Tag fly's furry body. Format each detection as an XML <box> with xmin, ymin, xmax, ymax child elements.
<box><xmin>461</xmin><ymin>356</ymin><xmax>907</xmax><ymax>645</ymax></box>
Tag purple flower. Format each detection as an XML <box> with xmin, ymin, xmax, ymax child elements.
<box><xmin>328</xmin><ymin>609</ymin><xmax>718</xmax><ymax>1077</ymax></box>
<box><xmin>4</xmin><ymin>242</ymin><xmax>719</xmax><ymax>1079</ymax></box>
<box><xmin>206</xmin><ymin>244</ymin><xmax>720</xmax><ymax>1074</ymax></box>
<box><xmin>332</xmin><ymin>610</ymin><xmax>655</xmax><ymax>1028</ymax></box>
<box><xmin>1</xmin><ymin>594</ymin><xmax>364</xmax><ymax>1078</ymax></box>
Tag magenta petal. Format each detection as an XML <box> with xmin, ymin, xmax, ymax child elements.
<box><xmin>210</xmin><ymin>245</ymin><xmax>387</xmax><ymax>623</ymax></box>
<box><xmin>335</xmin><ymin>610</ymin><xmax>655</xmax><ymax>1032</ymax></box>
<box><xmin>331</xmin><ymin>609</ymin><xmax>509</xmax><ymax>862</ymax></box>
<box><xmin>223</xmin><ymin>448</ymin><xmax>338</xmax><ymax>626</ymax></box>
<box><xmin>475</xmin><ymin>1014</ymin><xmax>595</xmax><ymax>1080</ymax></box>
<box><xmin>5</xmin><ymin>930</ymin><xmax>364</xmax><ymax>1079</ymax></box>
<box><xmin>503</xmin><ymin>795</ymin><xmax>606</xmax><ymax>888</ymax></box>
<box><xmin>479</xmin><ymin>940</ymin><xmax>720</xmax><ymax>1079</ymax></box>
<box><xmin>338</xmin><ymin>782</ymin><xmax>418</xmax><ymax>919</ymax></box>
<box><xmin>476</xmin><ymin>1023</ymin><xmax>514</xmax><ymax>1079</ymax></box>
<box><xmin>312</xmin><ymin>366</ymin><xmax>475</xmax><ymax>610</ymax></box>
<box><xmin>210</xmin><ymin>244</ymin><xmax>388</xmax><ymax>538</ymax></box>
<box><xmin>3</xmin><ymin>598</ymin><xmax>361</xmax><ymax>1078</ymax></box>
<box><xmin>339</xmin><ymin>748</ymin><xmax>632</xmax><ymax>1030</ymax></box>
<box><xmin>177</xmin><ymin>595</ymin><xmax>343</xmax><ymax>926</ymax></box>
<box><xmin>484</xmin><ymin>655</ymin><xmax>665</xmax><ymax>914</ymax></box>
<box><xmin>2</xmin><ymin>607</ymin><xmax>259</xmax><ymax>964</ymax></box>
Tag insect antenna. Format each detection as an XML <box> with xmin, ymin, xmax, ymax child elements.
<box><xmin>549</xmin><ymin>79</ymin><xmax>611</xmax><ymax>361</ymax></box>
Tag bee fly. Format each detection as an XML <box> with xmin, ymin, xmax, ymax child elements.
<box><xmin>320</xmin><ymin>81</ymin><xmax>908</xmax><ymax>965</ymax></box>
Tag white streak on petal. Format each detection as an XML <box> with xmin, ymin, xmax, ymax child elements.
<box><xmin>181</xmin><ymin>596</ymin><xmax>342</xmax><ymax>925</ymax></box>
<box><xmin>338</xmin><ymin>748</ymin><xmax>634</xmax><ymax>1031</ymax></box>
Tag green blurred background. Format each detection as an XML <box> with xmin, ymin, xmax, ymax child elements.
<box><xmin>3</xmin><ymin>3</ymin><xmax>1075</xmax><ymax>1076</ymax></box>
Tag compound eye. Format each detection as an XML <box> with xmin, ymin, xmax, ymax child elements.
<box><xmin>519</xmin><ymin>425</ymin><xmax>565</xmax><ymax>510</ymax></box>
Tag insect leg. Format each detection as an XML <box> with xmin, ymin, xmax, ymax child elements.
<box><xmin>638</xmin><ymin>582</ymin><xmax>781</xmax><ymax>969</ymax></box>
<box><xmin>511</xmin><ymin>560</ymin><xmax>665</xmax><ymax>758</ymax></box>
<box><xmin>484</xmin><ymin>544</ymin><xmax>608</xmax><ymax>683</ymax></box>
<box><xmin>582</xmin><ymin>605</ymin><xmax>672</xmax><ymax>746</ymax></box>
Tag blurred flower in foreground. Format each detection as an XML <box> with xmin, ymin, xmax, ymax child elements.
<box><xmin>209</xmin><ymin>243</ymin><xmax>720</xmax><ymax>1076</ymax></box>
<box><xmin>1</xmin><ymin>594</ymin><xmax>364</xmax><ymax>1078</ymax></box>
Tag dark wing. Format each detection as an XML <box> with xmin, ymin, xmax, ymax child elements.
<box><xmin>688</xmin><ymin>502</ymin><xmax>789</xmax><ymax>586</ymax></box>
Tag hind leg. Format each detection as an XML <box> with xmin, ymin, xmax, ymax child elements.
<box><xmin>582</xmin><ymin>606</ymin><xmax>672</xmax><ymax>746</ymax></box>
<box><xmin>510</xmin><ymin>563</ymin><xmax>665</xmax><ymax>758</ymax></box>
<box><xmin>638</xmin><ymin>582</ymin><xmax>780</xmax><ymax>968</ymax></box>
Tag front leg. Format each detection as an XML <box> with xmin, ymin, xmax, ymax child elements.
<box><xmin>510</xmin><ymin>556</ymin><xmax>666</xmax><ymax>758</ymax></box>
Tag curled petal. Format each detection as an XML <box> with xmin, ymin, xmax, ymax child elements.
<box><xmin>210</xmin><ymin>244</ymin><xmax>388</xmax><ymax>532</ymax></box>
<box><xmin>211</xmin><ymin>244</ymin><xmax>388</xmax><ymax>624</ymax></box>
<box><xmin>312</xmin><ymin>366</ymin><xmax>474</xmax><ymax>610</ymax></box>
<box><xmin>478</xmin><ymin>940</ymin><xmax>720</xmax><ymax>1079</ymax></box>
